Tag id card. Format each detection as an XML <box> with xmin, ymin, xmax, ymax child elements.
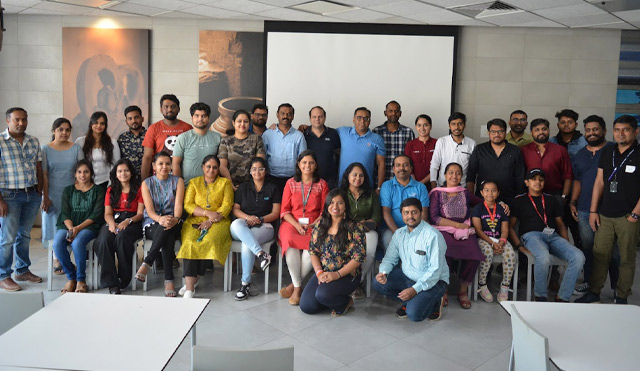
<box><xmin>415</xmin><ymin>249</ymin><xmax>426</xmax><ymax>256</ymax></box>
<box><xmin>610</xmin><ymin>181</ymin><xmax>618</xmax><ymax>193</ymax></box>
<box><xmin>298</xmin><ymin>217</ymin><xmax>310</xmax><ymax>225</ymax></box>
<box><xmin>543</xmin><ymin>227</ymin><xmax>555</xmax><ymax>235</ymax></box>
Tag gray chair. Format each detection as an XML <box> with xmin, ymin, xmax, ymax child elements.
<box><xmin>134</xmin><ymin>238</ymin><xmax>181</xmax><ymax>291</ymax></box>
<box><xmin>0</xmin><ymin>292</ymin><xmax>44</xmax><ymax>335</ymax></box>
<box><xmin>224</xmin><ymin>239</ymin><xmax>274</xmax><ymax>294</ymax></box>
<box><xmin>192</xmin><ymin>345</ymin><xmax>294</xmax><ymax>371</ymax></box>
<box><xmin>508</xmin><ymin>304</ymin><xmax>550</xmax><ymax>371</ymax></box>
<box><xmin>473</xmin><ymin>252</ymin><xmax>519</xmax><ymax>301</ymax></box>
<box><xmin>522</xmin><ymin>250</ymin><xmax>568</xmax><ymax>301</ymax></box>
<box><xmin>47</xmin><ymin>239</ymin><xmax>96</xmax><ymax>291</ymax></box>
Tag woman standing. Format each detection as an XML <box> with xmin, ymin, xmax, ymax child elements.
<box><xmin>279</xmin><ymin>150</ymin><xmax>329</xmax><ymax>305</ymax></box>
<box><xmin>53</xmin><ymin>160</ymin><xmax>105</xmax><ymax>293</ymax></box>
<box><xmin>177</xmin><ymin>155</ymin><xmax>234</xmax><ymax>299</ymax></box>
<box><xmin>300</xmin><ymin>189</ymin><xmax>366</xmax><ymax>316</ymax></box>
<box><xmin>405</xmin><ymin>114</ymin><xmax>438</xmax><ymax>189</ymax></box>
<box><xmin>135</xmin><ymin>151</ymin><xmax>185</xmax><ymax>297</ymax></box>
<box><xmin>75</xmin><ymin>111</ymin><xmax>120</xmax><ymax>187</ymax></box>
<box><xmin>41</xmin><ymin>117</ymin><xmax>83</xmax><ymax>274</ymax></box>
<box><xmin>95</xmin><ymin>159</ymin><xmax>144</xmax><ymax>294</ymax></box>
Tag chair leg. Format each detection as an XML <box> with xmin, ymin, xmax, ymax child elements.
<box><xmin>143</xmin><ymin>249</ymin><xmax>148</xmax><ymax>292</ymax></box>
<box><xmin>473</xmin><ymin>268</ymin><xmax>479</xmax><ymax>302</ymax></box>
<box><xmin>513</xmin><ymin>257</ymin><xmax>519</xmax><ymax>300</ymax></box>
<box><xmin>223</xmin><ymin>251</ymin><xmax>230</xmax><ymax>292</ymax></box>
<box><xmin>264</xmin><ymin>265</ymin><xmax>269</xmax><ymax>294</ymax></box>
<box><xmin>277</xmin><ymin>245</ymin><xmax>283</xmax><ymax>292</ymax></box>
<box><xmin>132</xmin><ymin>249</ymin><xmax>137</xmax><ymax>291</ymax></box>
<box><xmin>526</xmin><ymin>259</ymin><xmax>532</xmax><ymax>302</ymax></box>
<box><xmin>365</xmin><ymin>269</ymin><xmax>372</xmax><ymax>298</ymax></box>
<box><xmin>47</xmin><ymin>243</ymin><xmax>53</xmax><ymax>292</ymax></box>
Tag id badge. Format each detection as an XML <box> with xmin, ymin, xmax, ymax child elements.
<box><xmin>114</xmin><ymin>213</ymin><xmax>120</xmax><ymax>220</ymax></box>
<box><xmin>610</xmin><ymin>181</ymin><xmax>618</xmax><ymax>193</ymax></box>
<box><xmin>543</xmin><ymin>227</ymin><xmax>555</xmax><ymax>235</ymax></box>
<box><xmin>415</xmin><ymin>249</ymin><xmax>426</xmax><ymax>256</ymax></box>
<box><xmin>298</xmin><ymin>217</ymin><xmax>310</xmax><ymax>225</ymax></box>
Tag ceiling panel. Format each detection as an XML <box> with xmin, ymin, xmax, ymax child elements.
<box><xmin>369</xmin><ymin>1</ymin><xmax>440</xmax><ymax>17</ymax></box>
<box><xmin>127</xmin><ymin>0</ymin><xmax>193</xmax><ymax>11</ymax></box>
<box><xmin>555</xmin><ymin>13</ymin><xmax>623</xmax><ymax>28</ymax></box>
<box><xmin>110</xmin><ymin>3</ymin><xmax>175</xmax><ymax>16</ymax></box>
<box><xmin>2</xmin><ymin>4</ymin><xmax>29</xmax><ymax>13</ymax></box>
<box><xmin>338</xmin><ymin>0</ymin><xmax>399</xmax><ymax>7</ymax></box>
<box><xmin>326</xmin><ymin>8</ymin><xmax>391</xmax><ymax>22</ymax></box>
<box><xmin>479</xmin><ymin>11</ymin><xmax>547</xmax><ymax>26</ymax></box>
<box><xmin>207</xmin><ymin>0</ymin><xmax>278</xmax><ymax>14</ymax></box>
<box><xmin>250</xmin><ymin>0</ymin><xmax>308</xmax><ymax>7</ymax></box>
<box><xmin>3</xmin><ymin>0</ymin><xmax>42</xmax><ymax>6</ymax></box>
<box><xmin>534</xmin><ymin>2</ymin><xmax>606</xmax><ymax>19</ymax></box>
<box><xmin>501</xmin><ymin>0</ymin><xmax>584</xmax><ymax>12</ymax></box>
<box><xmin>438</xmin><ymin>17</ymin><xmax>493</xmax><ymax>26</ymax></box>
<box><xmin>595</xmin><ymin>22</ymin><xmax>637</xmax><ymax>29</ymax></box>
<box><xmin>614</xmin><ymin>9</ymin><xmax>640</xmax><ymax>22</ymax></box>
<box><xmin>258</xmin><ymin>7</ymin><xmax>328</xmax><ymax>21</ymax></box>
<box><xmin>421</xmin><ymin>0</ymin><xmax>490</xmax><ymax>8</ymax></box>
<box><xmin>371</xmin><ymin>16</ymin><xmax>423</xmax><ymax>24</ymax></box>
<box><xmin>406</xmin><ymin>9</ymin><xmax>472</xmax><ymax>23</ymax></box>
<box><xmin>32</xmin><ymin>1</ymin><xmax>95</xmax><ymax>14</ymax></box>
<box><xmin>180</xmin><ymin>4</ymin><xmax>245</xmax><ymax>17</ymax></box>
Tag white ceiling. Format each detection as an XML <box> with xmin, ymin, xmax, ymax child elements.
<box><xmin>3</xmin><ymin>0</ymin><xmax>640</xmax><ymax>29</ymax></box>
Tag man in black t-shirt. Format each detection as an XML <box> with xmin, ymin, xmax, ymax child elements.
<box><xmin>302</xmin><ymin>106</ymin><xmax>341</xmax><ymax>189</ymax></box>
<box><xmin>509</xmin><ymin>169</ymin><xmax>585</xmax><ymax>302</ymax></box>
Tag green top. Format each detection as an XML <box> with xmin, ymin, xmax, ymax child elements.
<box><xmin>506</xmin><ymin>131</ymin><xmax>533</xmax><ymax>148</ymax></box>
<box><xmin>346</xmin><ymin>190</ymin><xmax>381</xmax><ymax>226</ymax></box>
<box><xmin>56</xmin><ymin>184</ymin><xmax>106</xmax><ymax>233</ymax></box>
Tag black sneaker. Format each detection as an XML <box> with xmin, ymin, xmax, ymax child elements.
<box><xmin>395</xmin><ymin>305</ymin><xmax>407</xmax><ymax>319</ymax></box>
<box><xmin>109</xmin><ymin>286</ymin><xmax>121</xmax><ymax>295</ymax></box>
<box><xmin>235</xmin><ymin>283</ymin><xmax>251</xmax><ymax>301</ymax></box>
<box><xmin>573</xmin><ymin>282</ymin><xmax>590</xmax><ymax>295</ymax></box>
<box><xmin>534</xmin><ymin>296</ymin><xmax>548</xmax><ymax>302</ymax></box>
<box><xmin>428</xmin><ymin>297</ymin><xmax>445</xmax><ymax>321</ymax></box>
<box><xmin>574</xmin><ymin>292</ymin><xmax>601</xmax><ymax>303</ymax></box>
<box><xmin>258</xmin><ymin>252</ymin><xmax>272</xmax><ymax>271</ymax></box>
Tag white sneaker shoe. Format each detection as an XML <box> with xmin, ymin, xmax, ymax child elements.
<box><xmin>184</xmin><ymin>289</ymin><xmax>195</xmax><ymax>299</ymax></box>
<box><xmin>179</xmin><ymin>281</ymin><xmax>199</xmax><ymax>296</ymax></box>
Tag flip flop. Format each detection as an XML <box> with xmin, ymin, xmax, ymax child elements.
<box><xmin>61</xmin><ymin>280</ymin><xmax>76</xmax><ymax>294</ymax></box>
<box><xmin>53</xmin><ymin>264</ymin><xmax>64</xmax><ymax>275</ymax></box>
<box><xmin>75</xmin><ymin>281</ymin><xmax>88</xmax><ymax>293</ymax></box>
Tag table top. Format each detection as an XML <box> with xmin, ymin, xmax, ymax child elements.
<box><xmin>0</xmin><ymin>293</ymin><xmax>209</xmax><ymax>371</ymax></box>
<box><xmin>500</xmin><ymin>301</ymin><xmax>640</xmax><ymax>370</ymax></box>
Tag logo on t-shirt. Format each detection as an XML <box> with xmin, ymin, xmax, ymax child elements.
<box><xmin>164</xmin><ymin>136</ymin><xmax>178</xmax><ymax>152</ymax></box>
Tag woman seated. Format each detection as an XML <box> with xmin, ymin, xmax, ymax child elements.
<box><xmin>95</xmin><ymin>159</ymin><xmax>144</xmax><ymax>294</ymax></box>
<box><xmin>429</xmin><ymin>162</ymin><xmax>484</xmax><ymax>309</ymax></box>
<box><xmin>300</xmin><ymin>189</ymin><xmax>366</xmax><ymax>316</ymax></box>
<box><xmin>53</xmin><ymin>159</ymin><xmax>105</xmax><ymax>293</ymax></box>
<box><xmin>177</xmin><ymin>155</ymin><xmax>233</xmax><ymax>299</ymax></box>
<box><xmin>279</xmin><ymin>150</ymin><xmax>329</xmax><ymax>305</ymax></box>
<box><xmin>135</xmin><ymin>151</ymin><xmax>185</xmax><ymax>297</ymax></box>
<box><xmin>339</xmin><ymin>162</ymin><xmax>381</xmax><ymax>299</ymax></box>
<box><xmin>230</xmin><ymin>157</ymin><xmax>281</xmax><ymax>300</ymax></box>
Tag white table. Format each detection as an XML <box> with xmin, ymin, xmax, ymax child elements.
<box><xmin>0</xmin><ymin>293</ymin><xmax>209</xmax><ymax>371</ymax></box>
<box><xmin>500</xmin><ymin>301</ymin><xmax>640</xmax><ymax>370</ymax></box>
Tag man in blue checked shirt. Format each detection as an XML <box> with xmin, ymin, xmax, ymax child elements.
<box><xmin>373</xmin><ymin>101</ymin><xmax>415</xmax><ymax>183</ymax></box>
<box><xmin>0</xmin><ymin>107</ymin><xmax>44</xmax><ymax>291</ymax></box>
<box><xmin>373</xmin><ymin>197</ymin><xmax>449</xmax><ymax>322</ymax></box>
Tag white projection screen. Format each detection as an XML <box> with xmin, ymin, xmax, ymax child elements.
<box><xmin>265</xmin><ymin>22</ymin><xmax>458</xmax><ymax>138</ymax></box>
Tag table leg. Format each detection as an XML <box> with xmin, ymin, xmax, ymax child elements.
<box><xmin>190</xmin><ymin>325</ymin><xmax>197</xmax><ymax>371</ymax></box>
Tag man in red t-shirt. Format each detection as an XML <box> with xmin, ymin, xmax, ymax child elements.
<box><xmin>141</xmin><ymin>94</ymin><xmax>192</xmax><ymax>180</ymax></box>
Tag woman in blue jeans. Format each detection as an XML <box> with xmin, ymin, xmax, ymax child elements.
<box><xmin>53</xmin><ymin>159</ymin><xmax>105</xmax><ymax>293</ymax></box>
<box><xmin>230</xmin><ymin>157</ymin><xmax>281</xmax><ymax>300</ymax></box>
<box><xmin>300</xmin><ymin>189</ymin><xmax>366</xmax><ymax>316</ymax></box>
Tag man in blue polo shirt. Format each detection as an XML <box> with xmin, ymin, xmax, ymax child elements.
<box><xmin>336</xmin><ymin>107</ymin><xmax>385</xmax><ymax>190</ymax></box>
<box><xmin>380</xmin><ymin>154</ymin><xmax>430</xmax><ymax>248</ymax></box>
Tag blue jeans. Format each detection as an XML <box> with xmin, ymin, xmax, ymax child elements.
<box><xmin>52</xmin><ymin>228</ymin><xmax>97</xmax><ymax>282</ymax></box>
<box><xmin>0</xmin><ymin>188</ymin><xmax>41</xmax><ymax>279</ymax></box>
<box><xmin>577</xmin><ymin>210</ymin><xmax>619</xmax><ymax>288</ymax></box>
<box><xmin>372</xmin><ymin>266</ymin><xmax>447</xmax><ymax>322</ymax></box>
<box><xmin>230</xmin><ymin>219</ymin><xmax>274</xmax><ymax>284</ymax></box>
<box><xmin>521</xmin><ymin>231</ymin><xmax>585</xmax><ymax>301</ymax></box>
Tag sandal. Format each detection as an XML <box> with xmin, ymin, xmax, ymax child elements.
<box><xmin>75</xmin><ymin>281</ymin><xmax>88</xmax><ymax>293</ymax></box>
<box><xmin>442</xmin><ymin>292</ymin><xmax>449</xmax><ymax>307</ymax></box>
<box><xmin>164</xmin><ymin>280</ymin><xmax>177</xmax><ymax>297</ymax></box>
<box><xmin>61</xmin><ymin>280</ymin><xmax>76</xmax><ymax>294</ymax></box>
<box><xmin>135</xmin><ymin>262</ymin><xmax>151</xmax><ymax>283</ymax></box>
<box><xmin>457</xmin><ymin>291</ymin><xmax>471</xmax><ymax>309</ymax></box>
<box><xmin>331</xmin><ymin>297</ymin><xmax>354</xmax><ymax>317</ymax></box>
<box><xmin>53</xmin><ymin>260</ymin><xmax>64</xmax><ymax>275</ymax></box>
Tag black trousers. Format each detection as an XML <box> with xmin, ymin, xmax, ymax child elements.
<box><xmin>182</xmin><ymin>259</ymin><xmax>211</xmax><ymax>277</ymax></box>
<box><xmin>95</xmin><ymin>217</ymin><xmax>143</xmax><ymax>289</ymax></box>
<box><xmin>143</xmin><ymin>223</ymin><xmax>180</xmax><ymax>280</ymax></box>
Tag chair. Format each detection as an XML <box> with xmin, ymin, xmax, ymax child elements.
<box><xmin>522</xmin><ymin>250</ymin><xmax>569</xmax><ymax>301</ymax></box>
<box><xmin>192</xmin><ymin>345</ymin><xmax>294</xmax><ymax>371</ymax></box>
<box><xmin>133</xmin><ymin>239</ymin><xmax>181</xmax><ymax>291</ymax></box>
<box><xmin>508</xmin><ymin>304</ymin><xmax>550</xmax><ymax>371</ymax></box>
<box><xmin>473</xmin><ymin>252</ymin><xmax>519</xmax><ymax>301</ymax></box>
<box><xmin>47</xmin><ymin>239</ymin><xmax>96</xmax><ymax>291</ymax></box>
<box><xmin>0</xmin><ymin>292</ymin><xmax>44</xmax><ymax>335</ymax></box>
<box><xmin>224</xmin><ymin>239</ymin><xmax>274</xmax><ymax>294</ymax></box>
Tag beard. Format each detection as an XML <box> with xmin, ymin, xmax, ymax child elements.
<box><xmin>163</xmin><ymin>113</ymin><xmax>178</xmax><ymax>121</ymax></box>
<box><xmin>534</xmin><ymin>135</ymin><xmax>549</xmax><ymax>144</ymax></box>
<box><xmin>511</xmin><ymin>125</ymin><xmax>526</xmax><ymax>134</ymax></box>
<box><xmin>586</xmin><ymin>136</ymin><xmax>604</xmax><ymax>146</ymax></box>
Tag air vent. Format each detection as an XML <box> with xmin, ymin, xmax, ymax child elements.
<box><xmin>449</xmin><ymin>1</ymin><xmax>522</xmax><ymax>19</ymax></box>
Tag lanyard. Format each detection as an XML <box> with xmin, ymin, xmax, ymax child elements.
<box><xmin>483</xmin><ymin>202</ymin><xmax>497</xmax><ymax>225</ymax></box>
<box><xmin>608</xmin><ymin>145</ymin><xmax>637</xmax><ymax>182</ymax></box>
<box><xmin>528</xmin><ymin>194</ymin><xmax>547</xmax><ymax>226</ymax></box>
<box><xmin>301</xmin><ymin>182</ymin><xmax>313</xmax><ymax>216</ymax></box>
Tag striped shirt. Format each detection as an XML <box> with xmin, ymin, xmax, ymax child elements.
<box><xmin>0</xmin><ymin>129</ymin><xmax>41</xmax><ymax>189</ymax></box>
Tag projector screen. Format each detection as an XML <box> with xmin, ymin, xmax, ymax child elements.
<box><xmin>265</xmin><ymin>22</ymin><xmax>457</xmax><ymax>138</ymax></box>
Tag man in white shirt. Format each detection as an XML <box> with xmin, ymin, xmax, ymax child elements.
<box><xmin>430</xmin><ymin>112</ymin><xmax>476</xmax><ymax>188</ymax></box>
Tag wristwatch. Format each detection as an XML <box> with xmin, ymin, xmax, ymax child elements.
<box><xmin>631</xmin><ymin>213</ymin><xmax>640</xmax><ymax>220</ymax></box>
<box><xmin>561</xmin><ymin>194</ymin><xmax>568</xmax><ymax>199</ymax></box>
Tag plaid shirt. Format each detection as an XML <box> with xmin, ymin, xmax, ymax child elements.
<box><xmin>0</xmin><ymin>129</ymin><xmax>41</xmax><ymax>189</ymax></box>
<box><xmin>117</xmin><ymin>127</ymin><xmax>146</xmax><ymax>178</ymax></box>
<box><xmin>372</xmin><ymin>122</ymin><xmax>415</xmax><ymax>181</ymax></box>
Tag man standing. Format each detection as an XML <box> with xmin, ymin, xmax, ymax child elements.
<box><xmin>576</xmin><ymin>115</ymin><xmax>640</xmax><ymax>304</ymax></box>
<box><xmin>117</xmin><ymin>105</ymin><xmax>146</xmax><ymax>178</ymax></box>
<box><xmin>250</xmin><ymin>103</ymin><xmax>268</xmax><ymax>136</ymax></box>
<box><xmin>506</xmin><ymin>110</ymin><xmax>533</xmax><ymax>148</ymax></box>
<box><xmin>550</xmin><ymin>109</ymin><xmax>587</xmax><ymax>160</ymax></box>
<box><xmin>261</xmin><ymin>103</ymin><xmax>307</xmax><ymax>192</ymax></box>
<box><xmin>380</xmin><ymin>155</ymin><xmax>430</xmax><ymax>248</ymax></box>
<box><xmin>336</xmin><ymin>107</ymin><xmax>385</xmax><ymax>190</ymax></box>
<box><xmin>430</xmin><ymin>112</ymin><xmax>476</xmax><ymax>188</ymax></box>
<box><xmin>0</xmin><ymin>107</ymin><xmax>44</xmax><ymax>291</ymax></box>
<box><xmin>172</xmin><ymin>102</ymin><xmax>221</xmax><ymax>184</ymax></box>
<box><xmin>373</xmin><ymin>198</ymin><xmax>449</xmax><ymax>322</ymax></box>
<box><xmin>373</xmin><ymin>101</ymin><xmax>415</xmax><ymax>182</ymax></box>
<box><xmin>141</xmin><ymin>94</ymin><xmax>192</xmax><ymax>180</ymax></box>
<box><xmin>303</xmin><ymin>106</ymin><xmax>340</xmax><ymax>188</ymax></box>
<box><xmin>467</xmin><ymin>118</ymin><xmax>525</xmax><ymax>207</ymax></box>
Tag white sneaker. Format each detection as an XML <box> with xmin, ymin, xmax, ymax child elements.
<box><xmin>179</xmin><ymin>281</ymin><xmax>199</xmax><ymax>296</ymax></box>
<box><xmin>184</xmin><ymin>290</ymin><xmax>195</xmax><ymax>299</ymax></box>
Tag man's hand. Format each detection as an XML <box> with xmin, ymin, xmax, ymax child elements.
<box><xmin>589</xmin><ymin>213</ymin><xmax>600</xmax><ymax>232</ymax></box>
<box><xmin>398</xmin><ymin>287</ymin><xmax>417</xmax><ymax>301</ymax></box>
<box><xmin>375</xmin><ymin>272</ymin><xmax>387</xmax><ymax>285</ymax></box>
<box><xmin>41</xmin><ymin>198</ymin><xmax>52</xmax><ymax>212</ymax></box>
<box><xmin>0</xmin><ymin>199</ymin><xmax>8</xmax><ymax>217</ymax></box>
<box><xmin>570</xmin><ymin>204</ymin><xmax>579</xmax><ymax>222</ymax></box>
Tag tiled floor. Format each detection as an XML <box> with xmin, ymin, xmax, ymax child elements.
<box><xmin>15</xmin><ymin>228</ymin><xmax>637</xmax><ymax>371</ymax></box>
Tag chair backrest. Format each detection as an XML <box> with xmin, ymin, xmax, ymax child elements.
<box><xmin>192</xmin><ymin>345</ymin><xmax>294</xmax><ymax>371</ymax></box>
<box><xmin>509</xmin><ymin>305</ymin><xmax>550</xmax><ymax>371</ymax></box>
<box><xmin>0</xmin><ymin>292</ymin><xmax>44</xmax><ymax>335</ymax></box>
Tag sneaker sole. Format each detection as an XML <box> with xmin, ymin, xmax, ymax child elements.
<box><xmin>234</xmin><ymin>295</ymin><xmax>248</xmax><ymax>301</ymax></box>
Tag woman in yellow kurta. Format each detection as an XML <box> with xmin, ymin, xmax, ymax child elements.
<box><xmin>177</xmin><ymin>155</ymin><xmax>233</xmax><ymax>298</ymax></box>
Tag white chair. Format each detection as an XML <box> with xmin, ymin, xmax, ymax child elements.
<box><xmin>508</xmin><ymin>304</ymin><xmax>551</xmax><ymax>371</ymax></box>
<box><xmin>224</xmin><ymin>239</ymin><xmax>274</xmax><ymax>294</ymax></box>
<box><xmin>192</xmin><ymin>345</ymin><xmax>294</xmax><ymax>371</ymax></box>
<box><xmin>473</xmin><ymin>253</ymin><xmax>519</xmax><ymax>301</ymax></box>
<box><xmin>47</xmin><ymin>239</ymin><xmax>96</xmax><ymax>291</ymax></box>
<box><xmin>0</xmin><ymin>292</ymin><xmax>44</xmax><ymax>335</ymax></box>
<box><xmin>133</xmin><ymin>239</ymin><xmax>181</xmax><ymax>291</ymax></box>
<box><xmin>522</xmin><ymin>250</ymin><xmax>569</xmax><ymax>301</ymax></box>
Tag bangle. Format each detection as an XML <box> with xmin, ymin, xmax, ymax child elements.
<box><xmin>315</xmin><ymin>269</ymin><xmax>324</xmax><ymax>277</ymax></box>
<box><xmin>499</xmin><ymin>238</ymin><xmax>507</xmax><ymax>243</ymax></box>
<box><xmin>127</xmin><ymin>218</ymin><xmax>133</xmax><ymax>225</ymax></box>
<box><xmin>337</xmin><ymin>271</ymin><xmax>342</xmax><ymax>278</ymax></box>
<box><xmin>590</xmin><ymin>211</ymin><xmax>598</xmax><ymax>214</ymax></box>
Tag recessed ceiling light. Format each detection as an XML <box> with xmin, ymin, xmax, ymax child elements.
<box><xmin>290</xmin><ymin>1</ymin><xmax>356</xmax><ymax>16</ymax></box>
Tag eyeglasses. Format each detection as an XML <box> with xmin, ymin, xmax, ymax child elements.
<box><xmin>511</xmin><ymin>118</ymin><xmax>527</xmax><ymax>123</ymax></box>
<box><xmin>253</xmin><ymin>113</ymin><xmax>267</xmax><ymax>118</ymax></box>
<box><xmin>488</xmin><ymin>130</ymin><xmax>506</xmax><ymax>135</ymax></box>
<box><xmin>355</xmin><ymin>116</ymin><xmax>371</xmax><ymax>122</ymax></box>
<box><xmin>250</xmin><ymin>167</ymin><xmax>266</xmax><ymax>173</ymax></box>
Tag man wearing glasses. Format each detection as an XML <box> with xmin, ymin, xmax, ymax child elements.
<box><xmin>467</xmin><ymin>118</ymin><xmax>525</xmax><ymax>207</ymax></box>
<box><xmin>249</xmin><ymin>104</ymin><xmax>268</xmax><ymax>136</ymax></box>
<box><xmin>506</xmin><ymin>110</ymin><xmax>533</xmax><ymax>148</ymax></box>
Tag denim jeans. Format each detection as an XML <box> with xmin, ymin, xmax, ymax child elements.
<box><xmin>0</xmin><ymin>188</ymin><xmax>41</xmax><ymax>280</ymax></box>
<box><xmin>372</xmin><ymin>266</ymin><xmax>447</xmax><ymax>322</ymax></box>
<box><xmin>521</xmin><ymin>231</ymin><xmax>585</xmax><ymax>301</ymax></box>
<box><xmin>230</xmin><ymin>219</ymin><xmax>274</xmax><ymax>284</ymax></box>
<box><xmin>52</xmin><ymin>228</ymin><xmax>97</xmax><ymax>282</ymax></box>
<box><xmin>577</xmin><ymin>210</ymin><xmax>619</xmax><ymax>287</ymax></box>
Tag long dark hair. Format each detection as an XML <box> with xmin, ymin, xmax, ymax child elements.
<box><xmin>339</xmin><ymin>162</ymin><xmax>372</xmax><ymax>198</ymax></box>
<box><xmin>315</xmin><ymin>189</ymin><xmax>353</xmax><ymax>252</ymax></box>
<box><xmin>293</xmin><ymin>149</ymin><xmax>320</xmax><ymax>183</ymax></box>
<box><xmin>74</xmin><ymin>159</ymin><xmax>95</xmax><ymax>184</ymax></box>
<box><xmin>51</xmin><ymin>117</ymin><xmax>71</xmax><ymax>141</ymax></box>
<box><xmin>83</xmin><ymin>111</ymin><xmax>115</xmax><ymax>165</ymax></box>
<box><xmin>109</xmin><ymin>159</ymin><xmax>140</xmax><ymax>209</ymax></box>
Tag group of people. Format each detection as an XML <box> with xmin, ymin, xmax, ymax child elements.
<box><xmin>1</xmin><ymin>96</ymin><xmax>639</xmax><ymax>321</ymax></box>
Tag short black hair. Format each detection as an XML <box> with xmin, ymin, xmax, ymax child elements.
<box><xmin>309</xmin><ymin>106</ymin><xmax>326</xmax><ymax>117</ymax></box>
<box><xmin>555</xmin><ymin>109</ymin><xmax>579</xmax><ymax>122</ymax></box>
<box><xmin>393</xmin><ymin>154</ymin><xmax>413</xmax><ymax>169</ymax></box>
<box><xmin>251</xmin><ymin>103</ymin><xmax>268</xmax><ymax>114</ymax></box>
<box><xmin>386</xmin><ymin>100</ymin><xmax>401</xmax><ymax>111</ymax></box>
<box><xmin>5</xmin><ymin>107</ymin><xmax>27</xmax><ymax>119</ymax></box>
<box><xmin>124</xmin><ymin>105</ymin><xmax>142</xmax><ymax>117</ymax></box>
<box><xmin>277</xmin><ymin>103</ymin><xmax>294</xmax><ymax>114</ymax></box>
<box><xmin>160</xmin><ymin>94</ymin><xmax>180</xmax><ymax>107</ymax></box>
<box><xmin>354</xmin><ymin>107</ymin><xmax>371</xmax><ymax>117</ymax></box>
<box><xmin>448</xmin><ymin>112</ymin><xmax>466</xmax><ymax>124</ymax></box>
<box><xmin>480</xmin><ymin>180</ymin><xmax>500</xmax><ymax>191</ymax></box>
<box><xmin>415</xmin><ymin>114</ymin><xmax>432</xmax><ymax>126</ymax></box>
<box><xmin>190</xmin><ymin>102</ymin><xmax>211</xmax><ymax>117</ymax></box>
<box><xmin>400</xmin><ymin>197</ymin><xmax>422</xmax><ymax>212</ymax></box>
<box><xmin>530</xmin><ymin>118</ymin><xmax>550</xmax><ymax>131</ymax></box>
<box><xmin>613</xmin><ymin>115</ymin><xmax>638</xmax><ymax>130</ymax></box>
<box><xmin>487</xmin><ymin>118</ymin><xmax>507</xmax><ymax>131</ymax></box>
<box><xmin>510</xmin><ymin>110</ymin><xmax>527</xmax><ymax>119</ymax></box>
<box><xmin>582</xmin><ymin>115</ymin><xmax>606</xmax><ymax>130</ymax></box>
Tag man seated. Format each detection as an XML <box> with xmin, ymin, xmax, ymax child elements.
<box><xmin>373</xmin><ymin>198</ymin><xmax>449</xmax><ymax>322</ymax></box>
<box><xmin>509</xmin><ymin>168</ymin><xmax>585</xmax><ymax>302</ymax></box>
